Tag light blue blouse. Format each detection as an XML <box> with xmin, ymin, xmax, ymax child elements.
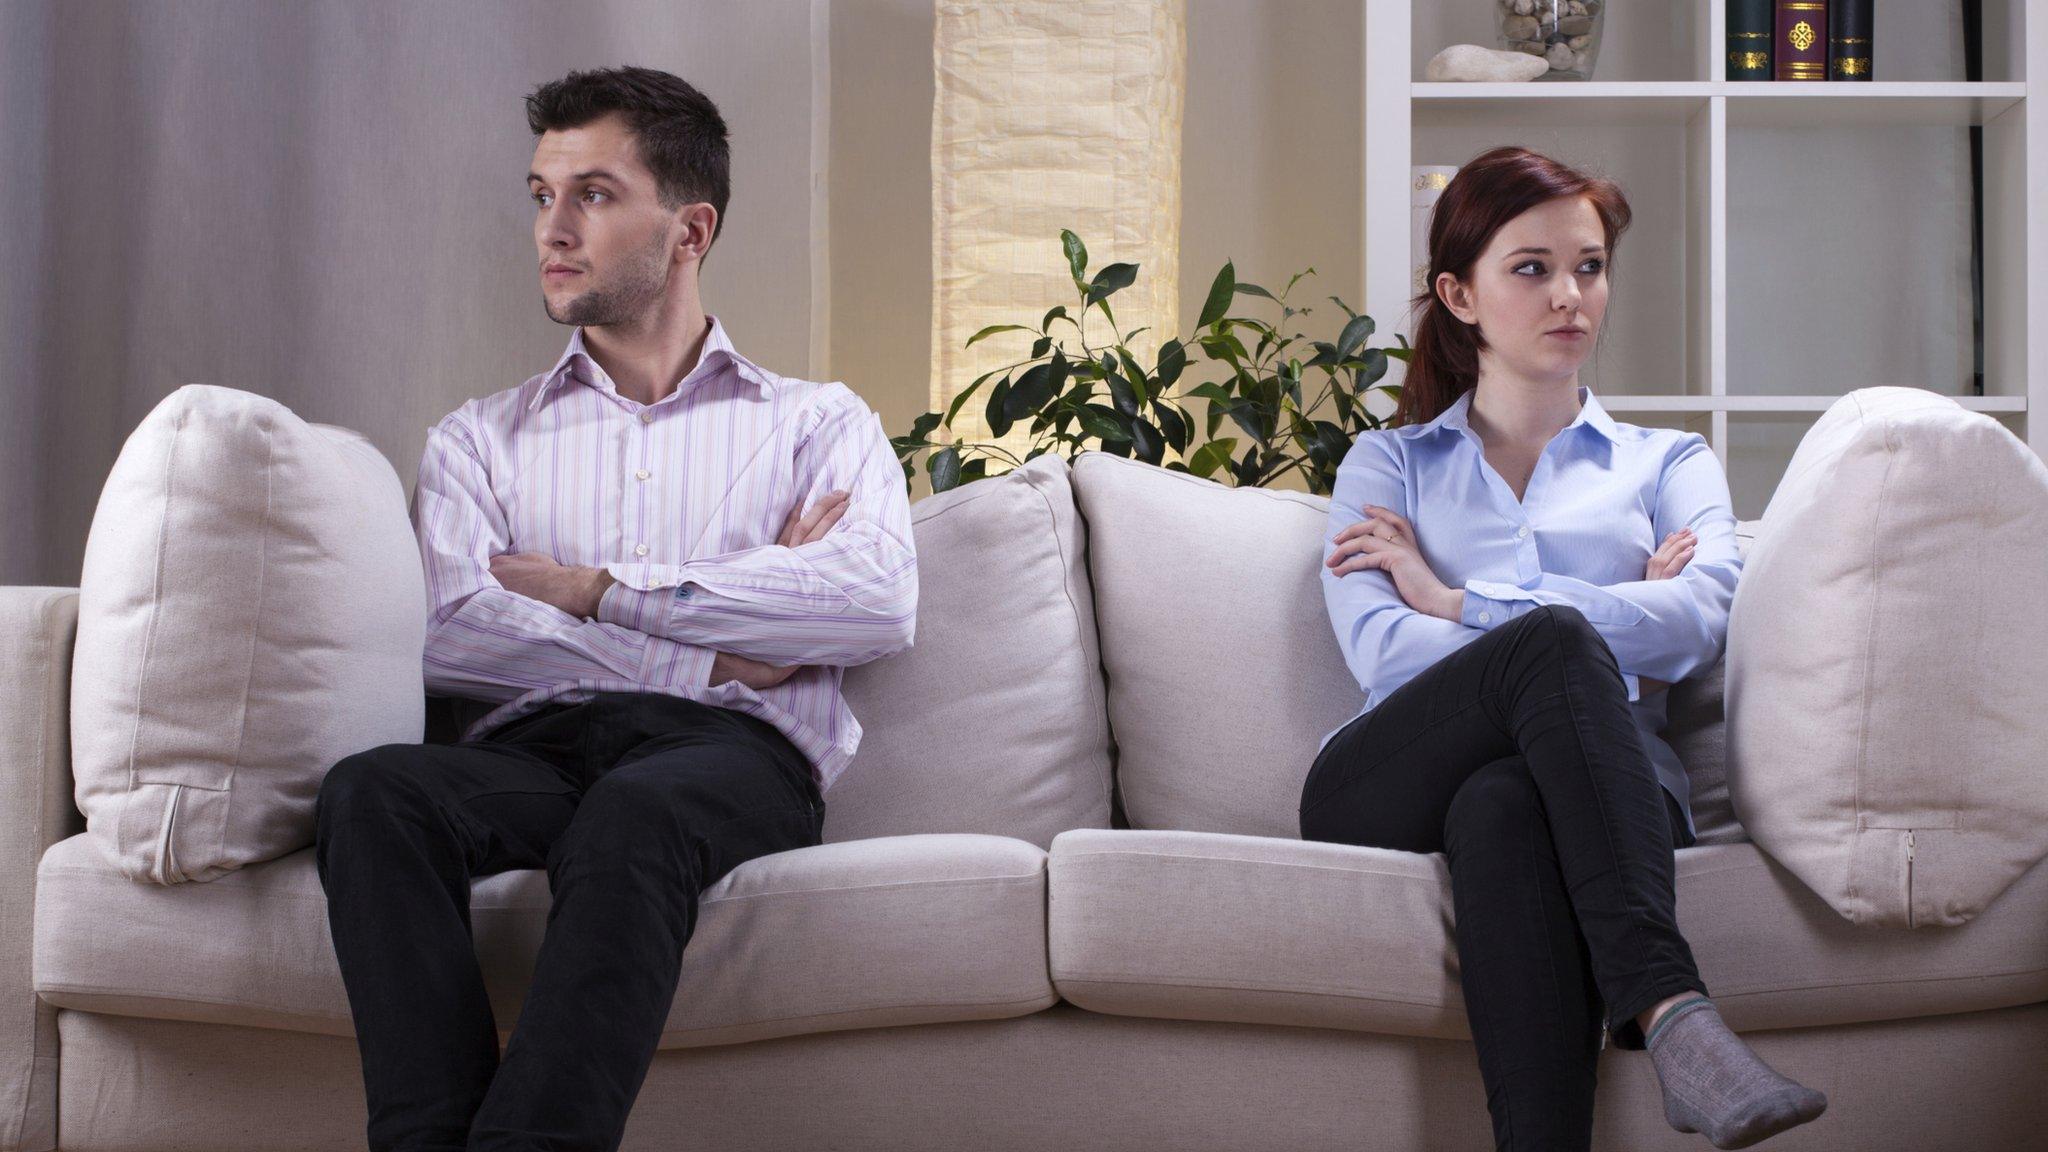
<box><xmin>1318</xmin><ymin>384</ymin><xmax>1742</xmax><ymax>842</ymax></box>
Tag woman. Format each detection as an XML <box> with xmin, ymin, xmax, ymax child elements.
<box><xmin>1298</xmin><ymin>146</ymin><xmax>1827</xmax><ymax>1150</ymax></box>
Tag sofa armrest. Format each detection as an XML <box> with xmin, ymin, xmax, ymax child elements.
<box><xmin>0</xmin><ymin>587</ymin><xmax>83</xmax><ymax>1151</ymax></box>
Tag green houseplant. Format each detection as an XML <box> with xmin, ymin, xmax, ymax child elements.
<box><xmin>894</xmin><ymin>230</ymin><xmax>1412</xmax><ymax>496</ymax></box>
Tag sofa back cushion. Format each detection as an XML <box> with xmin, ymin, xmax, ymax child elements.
<box><xmin>1727</xmin><ymin>386</ymin><xmax>2048</xmax><ymax>927</ymax></box>
<box><xmin>1070</xmin><ymin>452</ymin><xmax>1365</xmax><ymax>838</ymax></box>
<box><xmin>827</xmin><ymin>454</ymin><xmax>1114</xmax><ymax>848</ymax></box>
<box><xmin>1661</xmin><ymin>523</ymin><xmax>1760</xmax><ymax>846</ymax></box>
<box><xmin>71</xmin><ymin>385</ymin><xmax>425</xmax><ymax>884</ymax></box>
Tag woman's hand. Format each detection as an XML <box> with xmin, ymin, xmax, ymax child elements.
<box><xmin>1645</xmin><ymin>527</ymin><xmax>1696</xmax><ymax>581</ymax></box>
<box><xmin>1325</xmin><ymin>504</ymin><xmax>1461</xmax><ymax>621</ymax></box>
<box><xmin>1634</xmin><ymin>528</ymin><xmax>1698</xmax><ymax>694</ymax></box>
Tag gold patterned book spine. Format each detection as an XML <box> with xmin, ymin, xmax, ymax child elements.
<box><xmin>1828</xmin><ymin>0</ymin><xmax>1873</xmax><ymax>81</ymax></box>
<box><xmin>1774</xmin><ymin>0</ymin><xmax>1828</xmax><ymax>80</ymax></box>
<box><xmin>1727</xmin><ymin>0</ymin><xmax>1774</xmax><ymax>79</ymax></box>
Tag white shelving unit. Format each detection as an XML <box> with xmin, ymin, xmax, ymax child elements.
<box><xmin>1363</xmin><ymin>0</ymin><xmax>2043</xmax><ymax>517</ymax></box>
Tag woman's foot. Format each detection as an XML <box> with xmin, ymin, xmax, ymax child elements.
<box><xmin>1644</xmin><ymin>995</ymin><xmax>1827</xmax><ymax>1149</ymax></box>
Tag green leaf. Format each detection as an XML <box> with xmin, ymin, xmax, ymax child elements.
<box><xmin>1185</xmin><ymin>381</ymin><xmax>1234</xmax><ymax>403</ymax></box>
<box><xmin>1086</xmin><ymin>262</ymin><xmax>1139</xmax><ymax>307</ymax></box>
<box><xmin>944</xmin><ymin>372</ymin><xmax>997</xmax><ymax>427</ymax></box>
<box><xmin>1336</xmin><ymin>313</ymin><xmax>1376</xmax><ymax>359</ymax></box>
<box><xmin>1030</xmin><ymin>335</ymin><xmax>1053</xmax><ymax>360</ymax></box>
<box><xmin>986</xmin><ymin>378</ymin><xmax>1014</xmax><ymax>438</ymax></box>
<box><xmin>1105</xmin><ymin>364</ymin><xmax>1140</xmax><ymax>416</ymax></box>
<box><xmin>1078</xmin><ymin>403</ymin><xmax>1131</xmax><ymax>442</ymax></box>
<box><xmin>1130</xmin><ymin>419</ymin><xmax>1163</xmax><ymax>465</ymax></box>
<box><xmin>1234</xmin><ymin>282</ymin><xmax>1277</xmax><ymax>301</ymax></box>
<box><xmin>1042</xmin><ymin>304</ymin><xmax>1071</xmax><ymax>332</ymax></box>
<box><xmin>907</xmin><ymin>411</ymin><xmax>942</xmax><ymax>441</ymax></box>
<box><xmin>1062</xmin><ymin>230</ymin><xmax>1088</xmax><ymax>286</ymax></box>
<box><xmin>1151</xmin><ymin>400</ymin><xmax>1188</xmax><ymax>452</ymax></box>
<box><xmin>1197</xmin><ymin>261</ymin><xmax>1236</xmax><ymax>330</ymax></box>
<box><xmin>959</xmin><ymin>456</ymin><xmax>990</xmax><ymax>481</ymax></box>
<box><xmin>928</xmin><ymin>445</ymin><xmax>962</xmax><ymax>493</ymax></box>
<box><xmin>1188</xmin><ymin>438</ymin><xmax>1237</xmax><ymax>479</ymax></box>
<box><xmin>966</xmin><ymin>323</ymin><xmax>1035</xmax><ymax>348</ymax></box>
<box><xmin>1155</xmin><ymin>339</ymin><xmax>1187</xmax><ymax>388</ymax></box>
<box><xmin>1116</xmin><ymin>349</ymin><xmax>1150</xmax><ymax>405</ymax></box>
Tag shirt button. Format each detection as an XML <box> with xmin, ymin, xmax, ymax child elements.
<box><xmin>638</xmin><ymin>410</ymin><xmax>653</xmax><ymax>424</ymax></box>
<box><xmin>1479</xmin><ymin>611</ymin><xmax>1492</xmax><ymax>623</ymax></box>
<box><xmin>634</xmin><ymin>543</ymin><xmax>649</xmax><ymax>557</ymax></box>
<box><xmin>1516</xmin><ymin>525</ymin><xmax>1529</xmax><ymax>538</ymax></box>
<box><xmin>635</xmin><ymin>469</ymin><xmax>650</xmax><ymax>481</ymax></box>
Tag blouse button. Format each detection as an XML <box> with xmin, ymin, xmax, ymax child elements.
<box><xmin>638</xmin><ymin>410</ymin><xmax>653</xmax><ymax>424</ymax></box>
<box><xmin>634</xmin><ymin>543</ymin><xmax>649</xmax><ymax>557</ymax></box>
<box><xmin>1478</xmin><ymin>611</ymin><xmax>1492</xmax><ymax>623</ymax></box>
<box><xmin>1516</xmin><ymin>525</ymin><xmax>1529</xmax><ymax>538</ymax></box>
<box><xmin>635</xmin><ymin>469</ymin><xmax>651</xmax><ymax>481</ymax></box>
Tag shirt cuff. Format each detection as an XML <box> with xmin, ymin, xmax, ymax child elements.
<box><xmin>597</xmin><ymin>564</ymin><xmax>697</xmax><ymax>637</ymax></box>
<box><xmin>1460</xmin><ymin>583</ymin><xmax>1519</xmax><ymax>629</ymax></box>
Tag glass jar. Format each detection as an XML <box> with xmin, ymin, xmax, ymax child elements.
<box><xmin>1496</xmin><ymin>0</ymin><xmax>1605</xmax><ymax>81</ymax></box>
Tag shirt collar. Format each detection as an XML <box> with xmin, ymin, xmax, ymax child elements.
<box><xmin>1395</xmin><ymin>384</ymin><xmax>1620</xmax><ymax>445</ymax></box>
<box><xmin>527</xmin><ymin>314</ymin><xmax>775</xmax><ymax>413</ymax></box>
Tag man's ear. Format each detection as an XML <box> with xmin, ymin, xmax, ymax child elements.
<box><xmin>676</xmin><ymin>202</ymin><xmax>718</xmax><ymax>264</ymax></box>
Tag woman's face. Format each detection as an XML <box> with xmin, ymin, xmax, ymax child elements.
<box><xmin>1435</xmin><ymin>195</ymin><xmax>1609</xmax><ymax>389</ymax></box>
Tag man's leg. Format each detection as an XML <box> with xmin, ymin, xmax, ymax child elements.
<box><xmin>467</xmin><ymin>694</ymin><xmax>824</xmax><ymax>1152</ymax></box>
<box><xmin>314</xmin><ymin>702</ymin><xmax>588</xmax><ymax>1152</ymax></box>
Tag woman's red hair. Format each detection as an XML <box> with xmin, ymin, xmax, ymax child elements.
<box><xmin>1395</xmin><ymin>146</ymin><xmax>1633</xmax><ymax>428</ymax></box>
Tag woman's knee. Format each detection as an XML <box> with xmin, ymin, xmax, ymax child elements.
<box><xmin>1442</xmin><ymin>756</ymin><xmax>1541</xmax><ymax>855</ymax></box>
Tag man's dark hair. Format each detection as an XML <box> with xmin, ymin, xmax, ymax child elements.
<box><xmin>525</xmin><ymin>66</ymin><xmax>730</xmax><ymax>249</ymax></box>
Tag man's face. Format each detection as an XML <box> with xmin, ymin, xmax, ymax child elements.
<box><xmin>528</xmin><ymin>112</ymin><xmax>678</xmax><ymax>328</ymax></box>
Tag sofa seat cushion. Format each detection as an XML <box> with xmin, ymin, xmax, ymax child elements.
<box><xmin>35</xmin><ymin>831</ymin><xmax>1054</xmax><ymax>1048</ymax></box>
<box><xmin>1047</xmin><ymin>829</ymin><xmax>2048</xmax><ymax>1038</ymax></box>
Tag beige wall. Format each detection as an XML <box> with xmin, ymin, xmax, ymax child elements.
<box><xmin>828</xmin><ymin>0</ymin><xmax>1364</xmax><ymax>494</ymax></box>
<box><xmin>7</xmin><ymin>0</ymin><xmax>1370</xmax><ymax>581</ymax></box>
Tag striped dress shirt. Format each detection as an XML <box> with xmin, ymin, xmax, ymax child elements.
<box><xmin>410</xmin><ymin>316</ymin><xmax>918</xmax><ymax>792</ymax></box>
<box><xmin>1319</xmin><ymin>385</ymin><xmax>1742</xmax><ymax>841</ymax></box>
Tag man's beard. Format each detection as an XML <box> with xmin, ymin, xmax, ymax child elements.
<box><xmin>544</xmin><ymin>228</ymin><xmax>671</xmax><ymax>327</ymax></box>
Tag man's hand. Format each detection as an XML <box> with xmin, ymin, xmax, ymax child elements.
<box><xmin>781</xmin><ymin>489</ymin><xmax>850</xmax><ymax>548</ymax></box>
<box><xmin>1326</xmin><ymin>504</ymin><xmax>1463</xmax><ymax>621</ymax></box>
<box><xmin>489</xmin><ymin>552</ymin><xmax>612</xmax><ymax>619</ymax></box>
<box><xmin>704</xmin><ymin>490</ymin><xmax>851</xmax><ymax>688</ymax></box>
<box><xmin>711</xmin><ymin>651</ymin><xmax>800</xmax><ymax>690</ymax></box>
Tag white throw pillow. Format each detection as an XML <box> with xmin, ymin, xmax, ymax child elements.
<box><xmin>1726</xmin><ymin>387</ymin><xmax>2048</xmax><ymax>927</ymax></box>
<box><xmin>71</xmin><ymin>385</ymin><xmax>425</xmax><ymax>884</ymax></box>
<box><xmin>830</xmin><ymin>454</ymin><xmax>1115</xmax><ymax>847</ymax></box>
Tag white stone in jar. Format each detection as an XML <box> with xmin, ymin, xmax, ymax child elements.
<box><xmin>1503</xmin><ymin>13</ymin><xmax>1538</xmax><ymax>39</ymax></box>
<box><xmin>1546</xmin><ymin>41</ymin><xmax>1575</xmax><ymax>70</ymax></box>
<box><xmin>1569</xmin><ymin>34</ymin><xmax>1589</xmax><ymax>49</ymax></box>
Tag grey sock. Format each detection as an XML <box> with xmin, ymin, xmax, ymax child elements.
<box><xmin>1645</xmin><ymin>996</ymin><xmax>1828</xmax><ymax>1149</ymax></box>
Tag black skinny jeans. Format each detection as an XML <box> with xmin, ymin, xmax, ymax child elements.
<box><xmin>313</xmin><ymin>691</ymin><xmax>825</xmax><ymax>1152</ymax></box>
<box><xmin>1299</xmin><ymin>603</ymin><xmax>1704</xmax><ymax>1152</ymax></box>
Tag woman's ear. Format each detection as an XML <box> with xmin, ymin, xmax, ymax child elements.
<box><xmin>1434</xmin><ymin>271</ymin><xmax>1477</xmax><ymax>326</ymax></box>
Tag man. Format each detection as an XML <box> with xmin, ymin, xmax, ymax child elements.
<box><xmin>313</xmin><ymin>65</ymin><xmax>917</xmax><ymax>1152</ymax></box>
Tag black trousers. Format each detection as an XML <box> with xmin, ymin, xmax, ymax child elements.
<box><xmin>1298</xmin><ymin>603</ymin><xmax>1705</xmax><ymax>1152</ymax></box>
<box><xmin>314</xmin><ymin>691</ymin><xmax>825</xmax><ymax>1152</ymax></box>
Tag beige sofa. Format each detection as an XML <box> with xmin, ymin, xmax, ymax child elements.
<box><xmin>5</xmin><ymin>445</ymin><xmax>2046</xmax><ymax>1152</ymax></box>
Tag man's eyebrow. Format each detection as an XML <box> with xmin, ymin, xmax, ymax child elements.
<box><xmin>526</xmin><ymin>169</ymin><xmax>625</xmax><ymax>185</ymax></box>
<box><xmin>1505</xmin><ymin>244</ymin><xmax>1605</xmax><ymax>256</ymax></box>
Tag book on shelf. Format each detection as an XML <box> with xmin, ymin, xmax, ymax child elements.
<box><xmin>1730</xmin><ymin>2</ymin><xmax>1876</xmax><ymax>82</ymax></box>
<box><xmin>1728</xmin><ymin>0</ymin><xmax>1773</xmax><ymax>79</ymax></box>
<box><xmin>1775</xmin><ymin>1</ymin><xmax>1829</xmax><ymax>80</ymax></box>
<box><xmin>1827</xmin><ymin>0</ymin><xmax>1873</xmax><ymax>81</ymax></box>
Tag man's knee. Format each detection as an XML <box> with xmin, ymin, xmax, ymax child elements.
<box><xmin>315</xmin><ymin>745</ymin><xmax>429</xmax><ymax>828</ymax></box>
